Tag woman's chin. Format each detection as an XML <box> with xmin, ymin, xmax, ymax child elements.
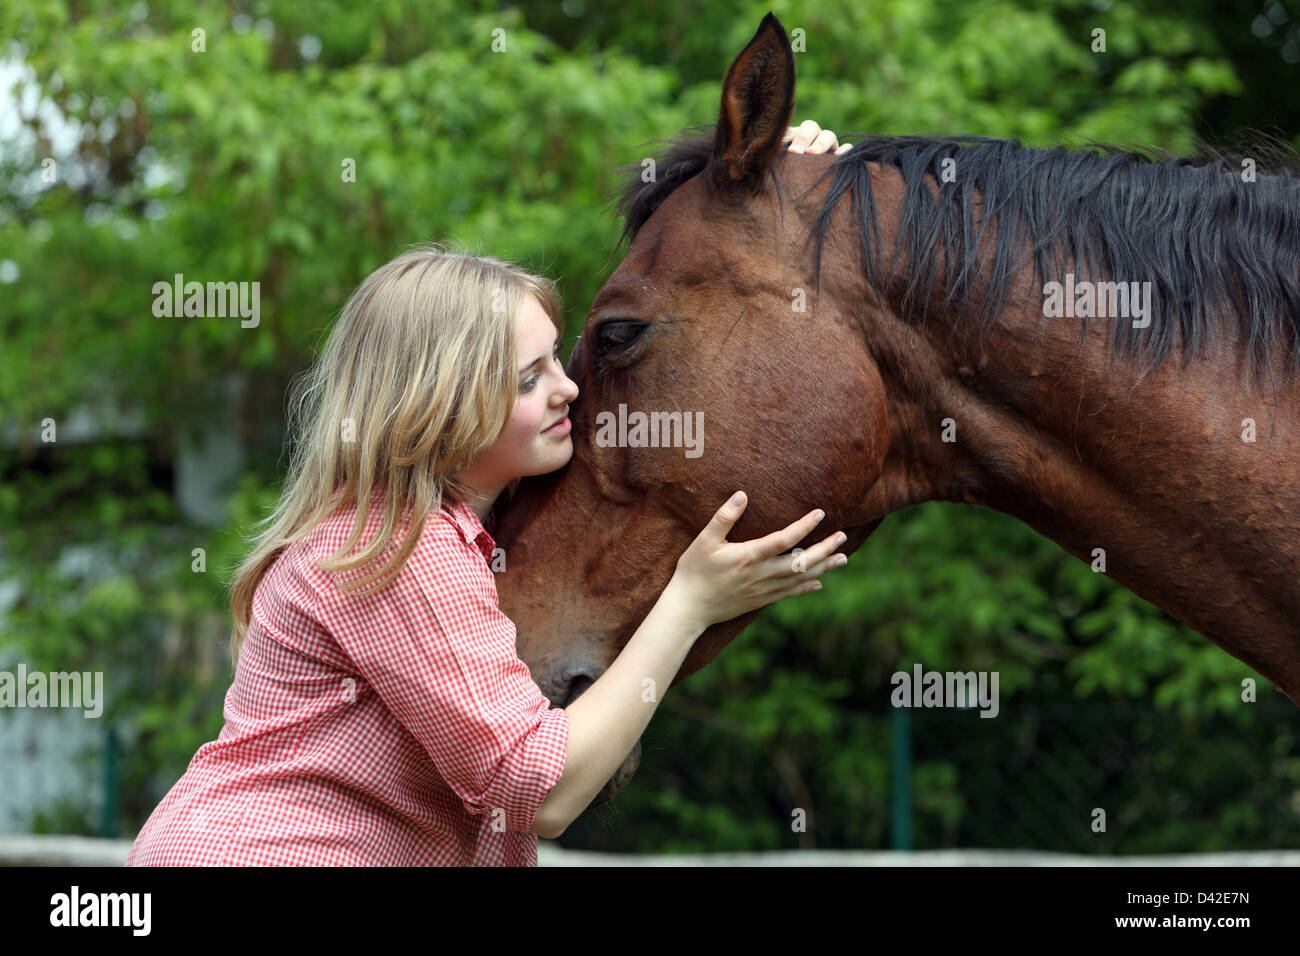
<box><xmin>552</xmin><ymin>441</ymin><xmax>574</xmax><ymax>467</ymax></box>
<box><xmin>533</xmin><ymin>441</ymin><xmax>573</xmax><ymax>474</ymax></box>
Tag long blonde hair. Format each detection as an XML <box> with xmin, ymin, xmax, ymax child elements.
<box><xmin>227</xmin><ymin>242</ymin><xmax>564</xmax><ymax>668</ymax></box>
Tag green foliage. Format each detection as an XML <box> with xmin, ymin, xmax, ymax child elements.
<box><xmin>2</xmin><ymin>0</ymin><xmax>1296</xmax><ymax>850</ymax></box>
<box><xmin>28</xmin><ymin>795</ymin><xmax>98</xmax><ymax>836</ymax></box>
<box><xmin>565</xmin><ymin>504</ymin><xmax>1300</xmax><ymax>854</ymax></box>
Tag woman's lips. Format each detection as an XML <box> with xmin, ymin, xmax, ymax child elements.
<box><xmin>543</xmin><ymin>415</ymin><xmax>571</xmax><ymax>436</ymax></box>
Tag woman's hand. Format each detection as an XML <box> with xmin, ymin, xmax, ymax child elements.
<box><xmin>667</xmin><ymin>491</ymin><xmax>849</xmax><ymax>632</ymax></box>
<box><xmin>784</xmin><ymin>119</ymin><xmax>852</xmax><ymax>155</ymax></box>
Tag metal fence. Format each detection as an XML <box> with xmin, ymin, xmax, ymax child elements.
<box><xmin>893</xmin><ymin>697</ymin><xmax>1300</xmax><ymax>853</ymax></box>
<box><xmin>3</xmin><ymin>696</ymin><xmax>1297</xmax><ymax>853</ymax></box>
<box><xmin>0</xmin><ymin>707</ymin><xmax>118</xmax><ymax>837</ymax></box>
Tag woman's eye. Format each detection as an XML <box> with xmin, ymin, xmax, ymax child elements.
<box><xmin>520</xmin><ymin>346</ymin><xmax>562</xmax><ymax>392</ymax></box>
<box><xmin>595</xmin><ymin>322</ymin><xmax>645</xmax><ymax>357</ymax></box>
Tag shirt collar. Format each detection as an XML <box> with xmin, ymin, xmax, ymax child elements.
<box><xmin>357</xmin><ymin>484</ymin><xmax>496</xmax><ymax>564</ymax></box>
<box><xmin>442</xmin><ymin>497</ymin><xmax>497</xmax><ymax>563</ymax></box>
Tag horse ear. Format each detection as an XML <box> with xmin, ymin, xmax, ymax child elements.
<box><xmin>710</xmin><ymin>12</ymin><xmax>796</xmax><ymax>192</ymax></box>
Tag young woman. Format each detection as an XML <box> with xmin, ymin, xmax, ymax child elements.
<box><xmin>126</xmin><ymin>122</ymin><xmax>853</xmax><ymax>867</ymax></box>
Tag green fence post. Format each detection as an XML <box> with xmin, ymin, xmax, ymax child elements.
<box><xmin>890</xmin><ymin>705</ymin><xmax>912</xmax><ymax>850</ymax></box>
<box><xmin>102</xmin><ymin>724</ymin><xmax>119</xmax><ymax>838</ymax></box>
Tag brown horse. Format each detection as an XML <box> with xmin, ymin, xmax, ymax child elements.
<box><xmin>491</xmin><ymin>13</ymin><xmax>1300</xmax><ymax>807</ymax></box>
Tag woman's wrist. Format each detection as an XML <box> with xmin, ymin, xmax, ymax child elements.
<box><xmin>656</xmin><ymin>574</ymin><xmax>710</xmax><ymax>645</ymax></box>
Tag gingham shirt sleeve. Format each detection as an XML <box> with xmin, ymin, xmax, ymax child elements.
<box><xmin>320</xmin><ymin>528</ymin><xmax>569</xmax><ymax>836</ymax></box>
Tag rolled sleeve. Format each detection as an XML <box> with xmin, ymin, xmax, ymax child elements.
<box><xmin>318</xmin><ymin>530</ymin><xmax>569</xmax><ymax>836</ymax></box>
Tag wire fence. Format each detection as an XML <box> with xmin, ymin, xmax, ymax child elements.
<box><xmin>898</xmin><ymin>697</ymin><xmax>1300</xmax><ymax>853</ymax></box>
<box><xmin>3</xmin><ymin>695</ymin><xmax>1297</xmax><ymax>853</ymax></box>
<box><xmin>0</xmin><ymin>706</ymin><xmax>115</xmax><ymax>837</ymax></box>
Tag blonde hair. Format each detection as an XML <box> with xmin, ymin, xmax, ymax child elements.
<box><xmin>227</xmin><ymin>241</ymin><xmax>564</xmax><ymax>668</ymax></box>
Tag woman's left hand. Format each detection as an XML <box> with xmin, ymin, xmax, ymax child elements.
<box><xmin>784</xmin><ymin>120</ymin><xmax>852</xmax><ymax>155</ymax></box>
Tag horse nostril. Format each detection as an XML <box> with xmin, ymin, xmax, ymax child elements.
<box><xmin>562</xmin><ymin>673</ymin><xmax>597</xmax><ymax>708</ymax></box>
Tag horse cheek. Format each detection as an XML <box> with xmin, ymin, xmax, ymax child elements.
<box><xmin>801</xmin><ymin>353</ymin><xmax>890</xmax><ymax>520</ymax></box>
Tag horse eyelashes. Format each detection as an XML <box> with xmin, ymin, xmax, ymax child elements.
<box><xmin>596</xmin><ymin>322</ymin><xmax>646</xmax><ymax>357</ymax></box>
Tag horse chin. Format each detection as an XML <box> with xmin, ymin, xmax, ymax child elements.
<box><xmin>591</xmin><ymin>738</ymin><xmax>642</xmax><ymax>806</ymax></box>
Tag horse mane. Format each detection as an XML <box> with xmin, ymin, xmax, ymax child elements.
<box><xmin>616</xmin><ymin>126</ymin><xmax>1300</xmax><ymax>377</ymax></box>
<box><xmin>615</xmin><ymin>125</ymin><xmax>717</xmax><ymax>249</ymax></box>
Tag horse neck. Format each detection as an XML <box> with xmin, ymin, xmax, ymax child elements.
<box><xmin>846</xmin><ymin>247</ymin><xmax>1300</xmax><ymax>697</ymax></box>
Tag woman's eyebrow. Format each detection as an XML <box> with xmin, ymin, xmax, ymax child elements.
<box><xmin>517</xmin><ymin>334</ymin><xmax>561</xmax><ymax>373</ymax></box>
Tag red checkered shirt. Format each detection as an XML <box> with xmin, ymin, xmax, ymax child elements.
<box><xmin>125</xmin><ymin>488</ymin><xmax>569</xmax><ymax>866</ymax></box>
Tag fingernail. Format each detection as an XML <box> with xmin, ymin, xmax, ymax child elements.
<box><xmin>813</xmin><ymin>510</ymin><xmax>825</xmax><ymax>522</ymax></box>
<box><xmin>730</xmin><ymin>491</ymin><xmax>745</xmax><ymax>506</ymax></box>
<box><xmin>811</xmin><ymin>582</ymin><xmax>822</xmax><ymax>590</ymax></box>
<box><xmin>833</xmin><ymin>555</ymin><xmax>847</xmax><ymax>567</ymax></box>
<box><xmin>835</xmin><ymin>533</ymin><xmax>847</xmax><ymax>545</ymax></box>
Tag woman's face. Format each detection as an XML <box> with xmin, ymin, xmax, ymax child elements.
<box><xmin>455</xmin><ymin>294</ymin><xmax>580</xmax><ymax>508</ymax></box>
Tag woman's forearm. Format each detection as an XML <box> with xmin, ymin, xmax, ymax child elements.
<box><xmin>533</xmin><ymin>580</ymin><xmax>703</xmax><ymax>838</ymax></box>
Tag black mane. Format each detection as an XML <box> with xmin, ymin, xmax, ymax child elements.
<box><xmin>615</xmin><ymin>124</ymin><xmax>718</xmax><ymax>247</ymax></box>
<box><xmin>616</xmin><ymin>126</ymin><xmax>1300</xmax><ymax>376</ymax></box>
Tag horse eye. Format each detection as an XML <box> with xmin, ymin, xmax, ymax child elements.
<box><xmin>595</xmin><ymin>321</ymin><xmax>645</xmax><ymax>357</ymax></box>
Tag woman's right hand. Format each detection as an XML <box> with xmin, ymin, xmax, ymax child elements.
<box><xmin>667</xmin><ymin>490</ymin><xmax>848</xmax><ymax>632</ymax></box>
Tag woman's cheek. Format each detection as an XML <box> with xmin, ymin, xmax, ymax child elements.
<box><xmin>509</xmin><ymin>396</ymin><xmax>547</xmax><ymax>445</ymax></box>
